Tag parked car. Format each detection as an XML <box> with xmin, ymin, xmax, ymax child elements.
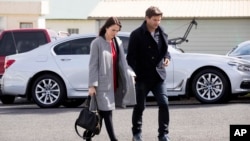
<box><xmin>0</xmin><ymin>28</ymin><xmax>60</xmax><ymax>77</ymax></box>
<box><xmin>0</xmin><ymin>28</ymin><xmax>63</xmax><ymax>104</ymax></box>
<box><xmin>226</xmin><ymin>40</ymin><xmax>250</xmax><ymax>61</ymax></box>
<box><xmin>1</xmin><ymin>33</ymin><xmax>250</xmax><ymax>108</ymax></box>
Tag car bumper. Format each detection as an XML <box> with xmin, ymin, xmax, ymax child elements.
<box><xmin>240</xmin><ymin>80</ymin><xmax>250</xmax><ymax>89</ymax></box>
<box><xmin>0</xmin><ymin>71</ymin><xmax>30</xmax><ymax>96</ymax></box>
<box><xmin>230</xmin><ymin>71</ymin><xmax>250</xmax><ymax>94</ymax></box>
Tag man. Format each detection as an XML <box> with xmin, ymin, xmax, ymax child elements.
<box><xmin>126</xmin><ymin>6</ymin><xmax>171</xmax><ymax>141</ymax></box>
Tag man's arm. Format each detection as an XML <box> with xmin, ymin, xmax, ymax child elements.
<box><xmin>126</xmin><ymin>32</ymin><xmax>137</xmax><ymax>72</ymax></box>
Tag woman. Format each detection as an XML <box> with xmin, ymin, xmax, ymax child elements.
<box><xmin>88</xmin><ymin>17</ymin><xmax>136</xmax><ymax>141</ymax></box>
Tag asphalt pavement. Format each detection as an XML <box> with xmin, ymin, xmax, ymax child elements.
<box><xmin>0</xmin><ymin>96</ymin><xmax>250</xmax><ymax>141</ymax></box>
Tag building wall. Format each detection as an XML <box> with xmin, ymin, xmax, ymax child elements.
<box><xmin>45</xmin><ymin>19</ymin><xmax>97</xmax><ymax>34</ymax></box>
<box><xmin>0</xmin><ymin>15</ymin><xmax>41</xmax><ymax>29</ymax></box>
<box><xmin>1</xmin><ymin>1</ymin><xmax>249</xmax><ymax>55</ymax></box>
<box><xmin>167</xmin><ymin>19</ymin><xmax>250</xmax><ymax>55</ymax></box>
<box><xmin>98</xmin><ymin>18</ymin><xmax>250</xmax><ymax>55</ymax></box>
<box><xmin>0</xmin><ymin>0</ymin><xmax>48</xmax><ymax>30</ymax></box>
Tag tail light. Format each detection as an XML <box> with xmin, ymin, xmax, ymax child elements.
<box><xmin>4</xmin><ymin>59</ymin><xmax>15</xmax><ymax>69</ymax></box>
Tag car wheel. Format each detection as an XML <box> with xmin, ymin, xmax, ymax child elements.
<box><xmin>32</xmin><ymin>74</ymin><xmax>66</xmax><ymax>108</ymax></box>
<box><xmin>62</xmin><ymin>99</ymin><xmax>85</xmax><ymax>108</ymax></box>
<box><xmin>191</xmin><ymin>69</ymin><xmax>230</xmax><ymax>104</ymax></box>
<box><xmin>0</xmin><ymin>95</ymin><xmax>15</xmax><ymax>104</ymax></box>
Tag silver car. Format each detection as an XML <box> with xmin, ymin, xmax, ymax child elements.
<box><xmin>1</xmin><ymin>33</ymin><xmax>250</xmax><ymax>108</ymax></box>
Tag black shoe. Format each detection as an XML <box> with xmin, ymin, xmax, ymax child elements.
<box><xmin>158</xmin><ymin>134</ymin><xmax>170</xmax><ymax>141</ymax></box>
<box><xmin>132</xmin><ymin>132</ymin><xmax>143</xmax><ymax>141</ymax></box>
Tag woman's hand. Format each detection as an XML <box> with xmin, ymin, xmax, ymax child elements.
<box><xmin>88</xmin><ymin>86</ymin><xmax>96</xmax><ymax>96</ymax></box>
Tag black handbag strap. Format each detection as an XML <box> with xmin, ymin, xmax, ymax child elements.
<box><xmin>85</xmin><ymin>95</ymin><xmax>99</xmax><ymax>111</ymax></box>
<box><xmin>74</xmin><ymin>122</ymin><xmax>95</xmax><ymax>139</ymax></box>
<box><xmin>91</xmin><ymin>95</ymin><xmax>99</xmax><ymax>112</ymax></box>
<box><xmin>74</xmin><ymin>121</ymin><xmax>84</xmax><ymax>138</ymax></box>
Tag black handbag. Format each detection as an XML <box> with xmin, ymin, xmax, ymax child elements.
<box><xmin>75</xmin><ymin>96</ymin><xmax>101</xmax><ymax>139</ymax></box>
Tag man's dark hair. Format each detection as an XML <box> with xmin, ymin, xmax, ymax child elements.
<box><xmin>145</xmin><ymin>6</ymin><xmax>163</xmax><ymax>18</ymax></box>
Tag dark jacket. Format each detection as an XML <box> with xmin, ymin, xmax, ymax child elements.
<box><xmin>126</xmin><ymin>21</ymin><xmax>171</xmax><ymax>82</ymax></box>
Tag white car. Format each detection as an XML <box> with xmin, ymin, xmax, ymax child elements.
<box><xmin>1</xmin><ymin>33</ymin><xmax>250</xmax><ymax>108</ymax></box>
<box><xmin>226</xmin><ymin>40</ymin><xmax>250</xmax><ymax>61</ymax></box>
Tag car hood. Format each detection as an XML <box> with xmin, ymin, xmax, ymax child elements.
<box><xmin>185</xmin><ymin>52</ymin><xmax>229</xmax><ymax>58</ymax></box>
<box><xmin>179</xmin><ymin>52</ymin><xmax>250</xmax><ymax>64</ymax></box>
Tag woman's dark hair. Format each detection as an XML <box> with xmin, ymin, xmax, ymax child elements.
<box><xmin>99</xmin><ymin>17</ymin><xmax>122</xmax><ymax>36</ymax></box>
<box><xmin>145</xmin><ymin>6</ymin><xmax>163</xmax><ymax>18</ymax></box>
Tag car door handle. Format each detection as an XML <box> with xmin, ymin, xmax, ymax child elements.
<box><xmin>60</xmin><ymin>58</ymin><xmax>71</xmax><ymax>61</ymax></box>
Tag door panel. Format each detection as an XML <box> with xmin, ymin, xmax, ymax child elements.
<box><xmin>53</xmin><ymin>37</ymin><xmax>94</xmax><ymax>89</ymax></box>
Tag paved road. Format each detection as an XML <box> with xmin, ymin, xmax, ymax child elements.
<box><xmin>0</xmin><ymin>96</ymin><xmax>250</xmax><ymax>141</ymax></box>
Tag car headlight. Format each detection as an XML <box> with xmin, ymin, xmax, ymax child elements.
<box><xmin>228</xmin><ymin>61</ymin><xmax>250</xmax><ymax>72</ymax></box>
<box><xmin>238</xmin><ymin>64</ymin><xmax>250</xmax><ymax>71</ymax></box>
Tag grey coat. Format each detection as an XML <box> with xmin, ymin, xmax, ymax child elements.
<box><xmin>88</xmin><ymin>36</ymin><xmax>136</xmax><ymax>111</ymax></box>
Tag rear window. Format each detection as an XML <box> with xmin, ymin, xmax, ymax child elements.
<box><xmin>0</xmin><ymin>31</ymin><xmax>48</xmax><ymax>56</ymax></box>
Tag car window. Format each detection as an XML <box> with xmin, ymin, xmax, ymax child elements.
<box><xmin>0</xmin><ymin>31</ymin><xmax>52</xmax><ymax>56</ymax></box>
<box><xmin>54</xmin><ymin>37</ymin><xmax>95</xmax><ymax>55</ymax></box>
<box><xmin>13</xmin><ymin>32</ymin><xmax>48</xmax><ymax>53</ymax></box>
<box><xmin>0</xmin><ymin>33</ymin><xmax>16</xmax><ymax>56</ymax></box>
<box><xmin>230</xmin><ymin>44</ymin><xmax>250</xmax><ymax>56</ymax></box>
<box><xmin>119</xmin><ymin>36</ymin><xmax>129</xmax><ymax>53</ymax></box>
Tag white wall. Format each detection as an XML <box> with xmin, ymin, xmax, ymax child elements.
<box><xmin>46</xmin><ymin>19</ymin><xmax>97</xmax><ymax>34</ymax></box>
<box><xmin>0</xmin><ymin>17</ymin><xmax>6</xmax><ymax>30</ymax></box>
<box><xmin>0</xmin><ymin>0</ymin><xmax>48</xmax><ymax>29</ymax></box>
<box><xmin>172</xmin><ymin>19</ymin><xmax>250</xmax><ymax>55</ymax></box>
<box><xmin>98</xmin><ymin>19</ymin><xmax>250</xmax><ymax>55</ymax></box>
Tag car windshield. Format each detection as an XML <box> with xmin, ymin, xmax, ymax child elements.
<box><xmin>229</xmin><ymin>42</ymin><xmax>250</xmax><ymax>56</ymax></box>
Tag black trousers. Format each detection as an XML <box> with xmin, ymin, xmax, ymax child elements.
<box><xmin>132</xmin><ymin>79</ymin><xmax>170</xmax><ymax>137</ymax></box>
<box><xmin>86</xmin><ymin>110</ymin><xmax>118</xmax><ymax>141</ymax></box>
<box><xmin>99</xmin><ymin>110</ymin><xmax>118</xmax><ymax>141</ymax></box>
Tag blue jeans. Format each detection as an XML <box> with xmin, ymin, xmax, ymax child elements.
<box><xmin>132</xmin><ymin>79</ymin><xmax>169</xmax><ymax>136</ymax></box>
